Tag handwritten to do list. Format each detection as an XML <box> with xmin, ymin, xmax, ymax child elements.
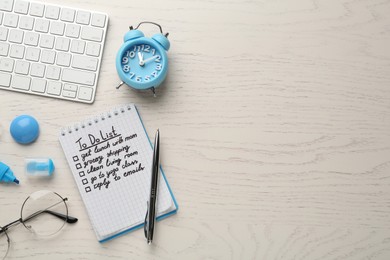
<box><xmin>59</xmin><ymin>104</ymin><xmax>177</xmax><ymax>242</ymax></box>
<box><xmin>74</xmin><ymin>125</ymin><xmax>144</xmax><ymax>193</ymax></box>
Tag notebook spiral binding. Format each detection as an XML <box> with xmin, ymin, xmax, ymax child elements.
<box><xmin>60</xmin><ymin>104</ymin><xmax>133</xmax><ymax>136</ymax></box>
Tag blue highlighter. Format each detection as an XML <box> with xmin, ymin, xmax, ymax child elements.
<box><xmin>10</xmin><ymin>115</ymin><xmax>40</xmax><ymax>144</ymax></box>
<box><xmin>0</xmin><ymin>162</ymin><xmax>19</xmax><ymax>184</ymax></box>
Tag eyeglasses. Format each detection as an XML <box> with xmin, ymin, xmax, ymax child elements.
<box><xmin>0</xmin><ymin>190</ymin><xmax>78</xmax><ymax>259</ymax></box>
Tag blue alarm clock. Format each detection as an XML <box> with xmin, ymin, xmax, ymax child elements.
<box><xmin>116</xmin><ymin>22</ymin><xmax>170</xmax><ymax>96</ymax></box>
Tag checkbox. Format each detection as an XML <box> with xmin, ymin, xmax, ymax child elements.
<box><xmin>82</xmin><ymin>178</ymin><xmax>88</xmax><ymax>185</ymax></box>
<box><xmin>79</xmin><ymin>171</ymin><xmax>85</xmax><ymax>177</ymax></box>
<box><xmin>75</xmin><ymin>163</ymin><xmax>82</xmax><ymax>169</ymax></box>
<box><xmin>85</xmin><ymin>186</ymin><xmax>91</xmax><ymax>193</ymax></box>
<box><xmin>73</xmin><ymin>156</ymin><xmax>79</xmax><ymax>162</ymax></box>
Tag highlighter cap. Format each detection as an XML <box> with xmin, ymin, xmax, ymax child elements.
<box><xmin>25</xmin><ymin>158</ymin><xmax>55</xmax><ymax>177</ymax></box>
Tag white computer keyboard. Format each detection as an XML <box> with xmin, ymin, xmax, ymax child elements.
<box><xmin>0</xmin><ymin>0</ymin><xmax>108</xmax><ymax>103</ymax></box>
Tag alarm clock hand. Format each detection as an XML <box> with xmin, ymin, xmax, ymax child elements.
<box><xmin>138</xmin><ymin>52</ymin><xmax>144</xmax><ymax>66</ymax></box>
<box><xmin>143</xmin><ymin>55</ymin><xmax>159</xmax><ymax>65</ymax></box>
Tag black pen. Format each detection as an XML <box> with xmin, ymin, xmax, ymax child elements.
<box><xmin>144</xmin><ymin>129</ymin><xmax>160</xmax><ymax>244</ymax></box>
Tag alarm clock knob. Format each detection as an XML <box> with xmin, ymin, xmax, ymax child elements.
<box><xmin>124</xmin><ymin>30</ymin><xmax>144</xmax><ymax>42</ymax></box>
<box><xmin>152</xmin><ymin>33</ymin><xmax>170</xmax><ymax>51</ymax></box>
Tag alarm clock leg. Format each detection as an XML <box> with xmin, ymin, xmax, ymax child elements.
<box><xmin>116</xmin><ymin>81</ymin><xmax>124</xmax><ymax>89</ymax></box>
<box><xmin>151</xmin><ymin>87</ymin><xmax>156</xmax><ymax>98</ymax></box>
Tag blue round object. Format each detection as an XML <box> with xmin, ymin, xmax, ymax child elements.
<box><xmin>10</xmin><ymin>115</ymin><xmax>40</xmax><ymax>144</ymax></box>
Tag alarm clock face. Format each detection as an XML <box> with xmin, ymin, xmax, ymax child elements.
<box><xmin>120</xmin><ymin>41</ymin><xmax>167</xmax><ymax>89</ymax></box>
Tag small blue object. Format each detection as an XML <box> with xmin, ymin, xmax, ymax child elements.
<box><xmin>10</xmin><ymin>115</ymin><xmax>40</xmax><ymax>144</ymax></box>
<box><xmin>116</xmin><ymin>22</ymin><xmax>170</xmax><ymax>92</ymax></box>
<box><xmin>25</xmin><ymin>158</ymin><xmax>55</xmax><ymax>177</ymax></box>
<box><xmin>0</xmin><ymin>162</ymin><xmax>19</xmax><ymax>184</ymax></box>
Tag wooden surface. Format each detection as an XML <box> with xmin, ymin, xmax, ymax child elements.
<box><xmin>1</xmin><ymin>0</ymin><xmax>390</xmax><ymax>259</ymax></box>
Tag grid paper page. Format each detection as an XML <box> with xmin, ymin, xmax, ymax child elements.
<box><xmin>59</xmin><ymin>104</ymin><xmax>176</xmax><ymax>241</ymax></box>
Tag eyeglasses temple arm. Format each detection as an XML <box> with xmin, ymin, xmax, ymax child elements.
<box><xmin>22</xmin><ymin>209</ymin><xmax>78</xmax><ymax>225</ymax></box>
<box><xmin>1</xmin><ymin>197</ymin><xmax>78</xmax><ymax>233</ymax></box>
<box><xmin>0</xmin><ymin>211</ymin><xmax>77</xmax><ymax>235</ymax></box>
<box><xmin>44</xmin><ymin>210</ymin><xmax>78</xmax><ymax>224</ymax></box>
<box><xmin>0</xmin><ymin>218</ymin><xmax>23</xmax><ymax>233</ymax></box>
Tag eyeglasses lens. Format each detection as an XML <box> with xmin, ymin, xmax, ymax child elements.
<box><xmin>21</xmin><ymin>190</ymin><xmax>68</xmax><ymax>237</ymax></box>
<box><xmin>0</xmin><ymin>228</ymin><xmax>10</xmax><ymax>260</ymax></box>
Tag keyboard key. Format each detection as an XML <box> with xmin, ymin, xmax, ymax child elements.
<box><xmin>0</xmin><ymin>27</ymin><xmax>8</xmax><ymax>40</ymax></box>
<box><xmin>81</xmin><ymin>27</ymin><xmax>103</xmax><ymax>42</ymax></box>
<box><xmin>57</xmin><ymin>52</ymin><xmax>71</xmax><ymax>66</ymax></box>
<box><xmin>41</xmin><ymin>49</ymin><xmax>56</xmax><ymax>64</ymax></box>
<box><xmin>91</xmin><ymin>13</ymin><xmax>106</xmax><ymax>28</ymax></box>
<box><xmin>62</xmin><ymin>68</ymin><xmax>95</xmax><ymax>86</ymax></box>
<box><xmin>45</xmin><ymin>5</ymin><xmax>60</xmax><ymax>20</ymax></box>
<box><xmin>40</xmin><ymin>34</ymin><xmax>54</xmax><ymax>48</ymax></box>
<box><xmin>64</xmin><ymin>83</ymin><xmax>77</xmax><ymax>91</ymax></box>
<box><xmin>62</xmin><ymin>89</ymin><xmax>76</xmax><ymax>98</ymax></box>
<box><xmin>30</xmin><ymin>63</ymin><xmax>45</xmax><ymax>77</ymax></box>
<box><xmin>14</xmin><ymin>1</ymin><xmax>30</xmax><ymax>15</ymax></box>
<box><xmin>8</xmin><ymin>29</ymin><xmax>23</xmax><ymax>43</ymax></box>
<box><xmin>61</xmin><ymin>8</ymin><xmax>75</xmax><ymax>22</ymax></box>
<box><xmin>4</xmin><ymin>13</ymin><xmax>19</xmax><ymax>28</ymax></box>
<box><xmin>55</xmin><ymin>37</ymin><xmax>70</xmax><ymax>51</ymax></box>
<box><xmin>47</xmin><ymin>81</ymin><xmax>62</xmax><ymax>95</ymax></box>
<box><xmin>11</xmin><ymin>75</ymin><xmax>31</xmax><ymax>90</ymax></box>
<box><xmin>15</xmin><ymin>60</ymin><xmax>30</xmax><ymax>74</ymax></box>
<box><xmin>25</xmin><ymin>47</ymin><xmax>40</xmax><ymax>61</ymax></box>
<box><xmin>0</xmin><ymin>12</ymin><xmax>3</xmax><ymax>24</ymax></box>
<box><xmin>24</xmin><ymin>31</ymin><xmax>39</xmax><ymax>46</ymax></box>
<box><xmin>0</xmin><ymin>0</ymin><xmax>14</xmax><ymax>12</ymax></box>
<box><xmin>50</xmin><ymin>21</ymin><xmax>65</xmax><ymax>35</ymax></box>
<box><xmin>0</xmin><ymin>72</ymin><xmax>11</xmax><ymax>87</ymax></box>
<box><xmin>9</xmin><ymin>44</ymin><xmax>24</xmax><ymax>58</ymax></box>
<box><xmin>30</xmin><ymin>3</ymin><xmax>45</xmax><ymax>17</ymax></box>
<box><xmin>0</xmin><ymin>58</ymin><xmax>14</xmax><ymax>72</ymax></box>
<box><xmin>0</xmin><ymin>42</ymin><xmax>9</xmax><ymax>56</ymax></box>
<box><xmin>70</xmin><ymin>39</ymin><xmax>85</xmax><ymax>54</ymax></box>
<box><xmin>65</xmin><ymin>24</ymin><xmax>80</xmax><ymax>38</ymax></box>
<box><xmin>31</xmin><ymin>78</ymin><xmax>46</xmax><ymax>93</ymax></box>
<box><xmin>46</xmin><ymin>65</ymin><xmax>61</xmax><ymax>80</ymax></box>
<box><xmin>19</xmin><ymin>15</ymin><xmax>34</xmax><ymax>30</ymax></box>
<box><xmin>86</xmin><ymin>42</ymin><xmax>100</xmax><ymax>57</ymax></box>
<box><xmin>35</xmin><ymin>18</ymin><xmax>49</xmax><ymax>32</ymax></box>
<box><xmin>72</xmin><ymin>55</ymin><xmax>98</xmax><ymax>71</ymax></box>
<box><xmin>76</xmin><ymin>11</ymin><xmax>90</xmax><ymax>25</ymax></box>
<box><xmin>78</xmin><ymin>86</ymin><xmax>93</xmax><ymax>100</ymax></box>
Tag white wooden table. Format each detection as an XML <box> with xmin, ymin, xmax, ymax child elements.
<box><xmin>1</xmin><ymin>0</ymin><xmax>390</xmax><ymax>259</ymax></box>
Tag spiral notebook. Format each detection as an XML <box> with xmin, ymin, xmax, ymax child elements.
<box><xmin>59</xmin><ymin>104</ymin><xmax>178</xmax><ymax>242</ymax></box>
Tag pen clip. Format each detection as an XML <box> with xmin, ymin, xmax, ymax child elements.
<box><xmin>144</xmin><ymin>201</ymin><xmax>149</xmax><ymax>239</ymax></box>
